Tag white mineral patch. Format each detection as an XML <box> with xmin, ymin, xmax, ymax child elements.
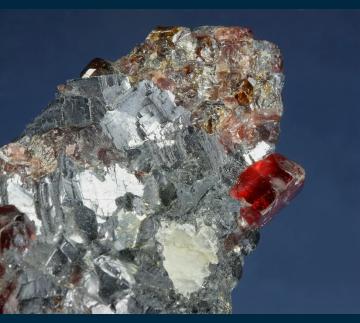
<box><xmin>6</xmin><ymin>174</ymin><xmax>42</xmax><ymax>234</ymax></box>
<box><xmin>115</xmin><ymin>294</ymin><xmax>131</xmax><ymax>314</ymax></box>
<box><xmin>156</xmin><ymin>139</ymin><xmax>175</xmax><ymax>148</ymax></box>
<box><xmin>114</xmin><ymin>210</ymin><xmax>146</xmax><ymax>250</ymax></box>
<box><xmin>243</xmin><ymin>141</ymin><xmax>273</xmax><ymax>165</ymax></box>
<box><xmin>76</xmin><ymin>164</ymin><xmax>144</xmax><ymax>217</ymax></box>
<box><xmin>67</xmin><ymin>232</ymin><xmax>85</xmax><ymax>244</ymax></box>
<box><xmin>156</xmin><ymin>221</ymin><xmax>218</xmax><ymax>296</ymax></box>
<box><xmin>83</xmin><ymin>271</ymin><xmax>100</xmax><ymax>296</ymax></box>
<box><xmin>101</xmin><ymin>109</ymin><xmax>145</xmax><ymax>148</ymax></box>
<box><xmin>138</xmin><ymin>109</ymin><xmax>178</xmax><ymax>148</ymax></box>
<box><xmin>91</xmin><ymin>304</ymin><xmax>113</xmax><ymax>314</ymax></box>
<box><xmin>82</xmin><ymin>68</ymin><xmax>97</xmax><ymax>79</ymax></box>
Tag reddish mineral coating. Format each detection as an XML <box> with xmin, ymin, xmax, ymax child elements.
<box><xmin>0</xmin><ymin>206</ymin><xmax>36</xmax><ymax>313</ymax></box>
<box><xmin>109</xmin><ymin>25</ymin><xmax>284</xmax><ymax>154</ymax></box>
<box><xmin>219</xmin><ymin>111</ymin><xmax>281</xmax><ymax>152</ymax></box>
<box><xmin>0</xmin><ymin>281</ymin><xmax>17</xmax><ymax>314</ymax></box>
<box><xmin>0</xmin><ymin>205</ymin><xmax>36</xmax><ymax>252</ymax></box>
<box><xmin>230</xmin><ymin>153</ymin><xmax>305</xmax><ymax>227</ymax></box>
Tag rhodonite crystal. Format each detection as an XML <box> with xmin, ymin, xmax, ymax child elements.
<box><xmin>230</xmin><ymin>153</ymin><xmax>305</xmax><ymax>227</ymax></box>
<box><xmin>0</xmin><ymin>26</ymin><xmax>304</xmax><ymax>314</ymax></box>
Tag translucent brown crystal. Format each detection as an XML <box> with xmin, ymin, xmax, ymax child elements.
<box><xmin>80</xmin><ymin>58</ymin><xmax>114</xmax><ymax>78</ymax></box>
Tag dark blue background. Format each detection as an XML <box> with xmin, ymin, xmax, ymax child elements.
<box><xmin>0</xmin><ymin>10</ymin><xmax>359</xmax><ymax>314</ymax></box>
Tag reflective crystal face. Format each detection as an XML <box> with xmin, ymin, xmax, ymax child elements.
<box><xmin>0</xmin><ymin>26</ymin><xmax>304</xmax><ymax>314</ymax></box>
<box><xmin>230</xmin><ymin>153</ymin><xmax>305</xmax><ymax>227</ymax></box>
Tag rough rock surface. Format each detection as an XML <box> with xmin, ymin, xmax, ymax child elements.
<box><xmin>0</xmin><ymin>26</ymin><xmax>303</xmax><ymax>314</ymax></box>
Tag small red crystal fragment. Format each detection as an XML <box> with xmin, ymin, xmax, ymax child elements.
<box><xmin>230</xmin><ymin>153</ymin><xmax>305</xmax><ymax>227</ymax></box>
<box><xmin>0</xmin><ymin>205</ymin><xmax>36</xmax><ymax>253</ymax></box>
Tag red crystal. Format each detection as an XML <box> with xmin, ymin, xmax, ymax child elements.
<box><xmin>0</xmin><ymin>205</ymin><xmax>36</xmax><ymax>253</ymax></box>
<box><xmin>230</xmin><ymin>153</ymin><xmax>305</xmax><ymax>227</ymax></box>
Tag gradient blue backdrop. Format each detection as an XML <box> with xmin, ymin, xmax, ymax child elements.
<box><xmin>0</xmin><ymin>10</ymin><xmax>359</xmax><ymax>314</ymax></box>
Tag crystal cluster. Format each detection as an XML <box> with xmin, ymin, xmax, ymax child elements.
<box><xmin>0</xmin><ymin>26</ymin><xmax>304</xmax><ymax>314</ymax></box>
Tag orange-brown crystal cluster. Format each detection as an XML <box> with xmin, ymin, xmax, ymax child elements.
<box><xmin>111</xmin><ymin>26</ymin><xmax>284</xmax><ymax>152</ymax></box>
<box><xmin>0</xmin><ymin>127</ymin><xmax>124</xmax><ymax>181</ymax></box>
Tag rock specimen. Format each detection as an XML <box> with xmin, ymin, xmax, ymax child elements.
<box><xmin>0</xmin><ymin>26</ymin><xmax>305</xmax><ymax>314</ymax></box>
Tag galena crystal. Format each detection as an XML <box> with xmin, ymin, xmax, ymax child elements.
<box><xmin>0</xmin><ymin>26</ymin><xmax>304</xmax><ymax>314</ymax></box>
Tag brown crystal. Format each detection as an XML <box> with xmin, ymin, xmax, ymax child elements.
<box><xmin>148</xmin><ymin>26</ymin><xmax>180</xmax><ymax>44</ymax></box>
<box><xmin>80</xmin><ymin>58</ymin><xmax>114</xmax><ymax>78</ymax></box>
<box><xmin>235</xmin><ymin>79</ymin><xmax>253</xmax><ymax>106</ymax></box>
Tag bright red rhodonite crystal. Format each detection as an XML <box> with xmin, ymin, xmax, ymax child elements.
<box><xmin>230</xmin><ymin>153</ymin><xmax>305</xmax><ymax>227</ymax></box>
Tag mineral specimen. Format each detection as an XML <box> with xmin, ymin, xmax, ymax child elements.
<box><xmin>0</xmin><ymin>26</ymin><xmax>305</xmax><ymax>314</ymax></box>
